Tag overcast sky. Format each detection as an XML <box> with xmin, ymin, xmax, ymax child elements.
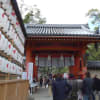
<box><xmin>17</xmin><ymin>0</ymin><xmax>100</xmax><ymax>24</ymax></box>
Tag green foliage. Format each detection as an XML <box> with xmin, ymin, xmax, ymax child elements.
<box><xmin>86</xmin><ymin>9</ymin><xmax>100</xmax><ymax>60</ymax></box>
<box><xmin>86</xmin><ymin>9</ymin><xmax>99</xmax><ymax>16</ymax></box>
<box><xmin>53</xmin><ymin>67</ymin><xmax>69</xmax><ymax>74</ymax></box>
<box><xmin>23</xmin><ymin>11</ymin><xmax>33</xmax><ymax>23</ymax></box>
<box><xmin>86</xmin><ymin>43</ymin><xmax>100</xmax><ymax>60</ymax></box>
<box><xmin>23</xmin><ymin>6</ymin><xmax>46</xmax><ymax>24</ymax></box>
<box><xmin>19</xmin><ymin>1</ymin><xmax>46</xmax><ymax>24</ymax></box>
<box><xmin>87</xmin><ymin>8</ymin><xmax>100</xmax><ymax>30</ymax></box>
<box><xmin>38</xmin><ymin>66</ymin><xmax>69</xmax><ymax>75</ymax></box>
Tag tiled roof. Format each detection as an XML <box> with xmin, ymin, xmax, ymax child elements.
<box><xmin>25</xmin><ymin>24</ymin><xmax>100</xmax><ymax>37</ymax></box>
<box><xmin>87</xmin><ymin>61</ymin><xmax>100</xmax><ymax>69</ymax></box>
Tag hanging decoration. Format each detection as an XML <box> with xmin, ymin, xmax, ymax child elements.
<box><xmin>59</xmin><ymin>55</ymin><xmax>64</xmax><ymax>67</ymax></box>
<box><xmin>47</xmin><ymin>55</ymin><xmax>51</xmax><ymax>67</ymax></box>
<box><xmin>35</xmin><ymin>55</ymin><xmax>38</xmax><ymax>66</ymax></box>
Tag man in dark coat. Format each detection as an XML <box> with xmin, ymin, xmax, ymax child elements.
<box><xmin>52</xmin><ymin>74</ymin><xmax>72</xmax><ymax>100</ymax></box>
<box><xmin>82</xmin><ymin>72</ymin><xmax>94</xmax><ymax>100</ymax></box>
<box><xmin>93</xmin><ymin>75</ymin><xmax>100</xmax><ymax>91</ymax></box>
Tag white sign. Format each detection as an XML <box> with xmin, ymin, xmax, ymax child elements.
<box><xmin>22</xmin><ymin>72</ymin><xmax>27</xmax><ymax>80</ymax></box>
<box><xmin>63</xmin><ymin>73</ymin><xmax>69</xmax><ymax>79</ymax></box>
<box><xmin>28</xmin><ymin>63</ymin><xmax>33</xmax><ymax>84</ymax></box>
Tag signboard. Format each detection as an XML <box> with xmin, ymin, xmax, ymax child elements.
<box><xmin>28</xmin><ymin>63</ymin><xmax>33</xmax><ymax>84</ymax></box>
<box><xmin>22</xmin><ymin>72</ymin><xmax>27</xmax><ymax>80</ymax></box>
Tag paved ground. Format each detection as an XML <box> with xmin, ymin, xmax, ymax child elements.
<box><xmin>28</xmin><ymin>87</ymin><xmax>100</xmax><ymax>100</ymax></box>
<box><xmin>28</xmin><ymin>87</ymin><xmax>53</xmax><ymax>100</ymax></box>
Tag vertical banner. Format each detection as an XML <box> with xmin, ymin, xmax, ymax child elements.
<box><xmin>22</xmin><ymin>72</ymin><xmax>27</xmax><ymax>80</ymax></box>
<box><xmin>28</xmin><ymin>62</ymin><xmax>33</xmax><ymax>83</ymax></box>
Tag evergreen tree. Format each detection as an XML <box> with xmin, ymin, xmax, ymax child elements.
<box><xmin>86</xmin><ymin>9</ymin><xmax>100</xmax><ymax>60</ymax></box>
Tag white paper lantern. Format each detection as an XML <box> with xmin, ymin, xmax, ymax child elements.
<box><xmin>4</xmin><ymin>20</ymin><xmax>10</xmax><ymax>33</ymax></box>
<box><xmin>3</xmin><ymin>38</ymin><xmax>8</xmax><ymax>52</ymax></box>
<box><xmin>4</xmin><ymin>59</ymin><xmax>9</xmax><ymax>73</ymax></box>
<box><xmin>2</xmin><ymin>35</ymin><xmax>6</xmax><ymax>50</ymax></box>
<box><xmin>12</xmin><ymin>63</ymin><xmax>16</xmax><ymax>74</ymax></box>
<box><xmin>5</xmin><ymin>6</ymin><xmax>12</xmax><ymax>16</ymax></box>
<box><xmin>0</xmin><ymin>13</ymin><xmax>8</xmax><ymax>33</ymax></box>
<box><xmin>0</xmin><ymin>56</ymin><xmax>4</xmax><ymax>72</ymax></box>
<box><xmin>0</xmin><ymin>34</ymin><xmax>5</xmax><ymax>51</ymax></box>
<box><xmin>9</xmin><ymin>10</ymin><xmax>16</xmax><ymax>24</ymax></box>
<box><xmin>2</xmin><ymin>16</ymin><xmax>9</xmax><ymax>33</ymax></box>
<box><xmin>0</xmin><ymin>8</ymin><xmax>5</xmax><ymax>28</ymax></box>
<box><xmin>2</xmin><ymin>58</ymin><xmax>7</xmax><ymax>73</ymax></box>
<box><xmin>8</xmin><ymin>61</ymin><xmax>11</xmax><ymax>73</ymax></box>
<box><xmin>0</xmin><ymin>32</ymin><xmax>3</xmax><ymax>50</ymax></box>
<box><xmin>4</xmin><ymin>39</ymin><xmax>9</xmax><ymax>54</ymax></box>
<box><xmin>7</xmin><ymin>25</ymin><xmax>12</xmax><ymax>37</ymax></box>
<box><xmin>2</xmin><ymin>0</ymin><xmax>11</xmax><ymax>10</ymax></box>
<box><xmin>6</xmin><ymin>41</ymin><xmax>12</xmax><ymax>55</ymax></box>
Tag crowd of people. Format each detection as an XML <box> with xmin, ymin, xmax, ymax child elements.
<box><xmin>39</xmin><ymin>72</ymin><xmax>100</xmax><ymax>100</ymax></box>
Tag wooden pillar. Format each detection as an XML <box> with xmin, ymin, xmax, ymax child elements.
<box><xmin>69</xmin><ymin>49</ymin><xmax>87</xmax><ymax>78</ymax></box>
<box><xmin>79</xmin><ymin>49</ymin><xmax>87</xmax><ymax>78</ymax></box>
<box><xmin>25</xmin><ymin>43</ymin><xmax>32</xmax><ymax>79</ymax></box>
<box><xmin>69</xmin><ymin>55</ymin><xmax>81</xmax><ymax>78</ymax></box>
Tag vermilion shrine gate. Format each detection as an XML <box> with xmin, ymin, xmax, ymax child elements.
<box><xmin>25</xmin><ymin>24</ymin><xmax>100</xmax><ymax>79</ymax></box>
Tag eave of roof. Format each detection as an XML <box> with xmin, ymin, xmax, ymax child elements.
<box><xmin>26</xmin><ymin>24</ymin><xmax>100</xmax><ymax>39</ymax></box>
<box><xmin>11</xmin><ymin>0</ymin><xmax>27</xmax><ymax>38</ymax></box>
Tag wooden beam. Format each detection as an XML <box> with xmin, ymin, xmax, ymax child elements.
<box><xmin>33</xmin><ymin>45</ymin><xmax>81</xmax><ymax>51</ymax></box>
<box><xmin>27</xmin><ymin>36</ymin><xmax>100</xmax><ymax>42</ymax></box>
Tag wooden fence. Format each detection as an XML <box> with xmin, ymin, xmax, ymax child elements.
<box><xmin>0</xmin><ymin>80</ymin><xmax>29</xmax><ymax>100</ymax></box>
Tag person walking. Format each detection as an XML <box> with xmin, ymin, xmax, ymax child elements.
<box><xmin>92</xmin><ymin>75</ymin><xmax>100</xmax><ymax>100</ymax></box>
<box><xmin>44</xmin><ymin>76</ymin><xmax>47</xmax><ymax>88</ymax></box>
<box><xmin>93</xmin><ymin>75</ymin><xmax>100</xmax><ymax>91</ymax></box>
<box><xmin>52</xmin><ymin>73</ymin><xmax>72</xmax><ymax>100</ymax></box>
<box><xmin>82</xmin><ymin>72</ymin><xmax>94</xmax><ymax>100</ymax></box>
<box><xmin>39</xmin><ymin>76</ymin><xmax>43</xmax><ymax>87</ymax></box>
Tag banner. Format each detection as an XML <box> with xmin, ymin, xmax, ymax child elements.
<box><xmin>22</xmin><ymin>72</ymin><xmax>27</xmax><ymax>80</ymax></box>
<box><xmin>28</xmin><ymin>63</ymin><xmax>33</xmax><ymax>84</ymax></box>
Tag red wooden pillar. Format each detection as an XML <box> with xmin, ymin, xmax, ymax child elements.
<box><xmin>33</xmin><ymin>56</ymin><xmax>38</xmax><ymax>81</ymax></box>
<box><xmin>69</xmin><ymin>55</ymin><xmax>81</xmax><ymax>78</ymax></box>
<box><xmin>79</xmin><ymin>49</ymin><xmax>87</xmax><ymax>78</ymax></box>
<box><xmin>69</xmin><ymin>49</ymin><xmax>87</xmax><ymax>79</ymax></box>
<box><xmin>25</xmin><ymin>43</ymin><xmax>32</xmax><ymax>78</ymax></box>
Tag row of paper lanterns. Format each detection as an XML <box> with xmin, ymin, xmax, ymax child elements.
<box><xmin>0</xmin><ymin>31</ymin><xmax>23</xmax><ymax>64</ymax></box>
<box><xmin>15</xmin><ymin>24</ymin><xmax>25</xmax><ymax>44</ymax></box>
<box><xmin>7</xmin><ymin>24</ymin><xmax>24</xmax><ymax>54</ymax></box>
<box><xmin>0</xmin><ymin>6</ymin><xmax>25</xmax><ymax>44</ymax></box>
<box><xmin>0</xmin><ymin>8</ymin><xmax>24</xmax><ymax>54</ymax></box>
<box><xmin>0</xmin><ymin>0</ymin><xmax>25</xmax><ymax>44</ymax></box>
<box><xmin>0</xmin><ymin>56</ymin><xmax>23</xmax><ymax>75</ymax></box>
<box><xmin>0</xmin><ymin>6</ymin><xmax>25</xmax><ymax>45</ymax></box>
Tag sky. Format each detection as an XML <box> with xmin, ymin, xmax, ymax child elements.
<box><xmin>17</xmin><ymin>0</ymin><xmax>100</xmax><ymax>24</ymax></box>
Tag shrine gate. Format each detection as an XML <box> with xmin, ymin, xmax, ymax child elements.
<box><xmin>25</xmin><ymin>24</ymin><xmax>100</xmax><ymax>79</ymax></box>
